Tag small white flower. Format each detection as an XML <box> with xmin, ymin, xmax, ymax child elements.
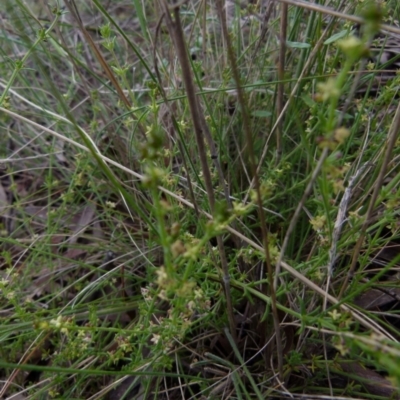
<box><xmin>106</xmin><ymin>201</ymin><xmax>116</xmax><ymax>209</ymax></box>
<box><xmin>6</xmin><ymin>291</ymin><xmax>15</xmax><ymax>300</ymax></box>
<box><xmin>151</xmin><ymin>334</ymin><xmax>161</xmax><ymax>345</ymax></box>
<box><xmin>50</xmin><ymin>316</ymin><xmax>63</xmax><ymax>328</ymax></box>
<box><xmin>0</xmin><ymin>278</ymin><xmax>9</xmax><ymax>286</ymax></box>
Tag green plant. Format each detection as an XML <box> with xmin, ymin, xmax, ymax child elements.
<box><xmin>1</xmin><ymin>0</ymin><xmax>400</xmax><ymax>399</ymax></box>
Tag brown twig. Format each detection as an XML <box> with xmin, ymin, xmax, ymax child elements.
<box><xmin>158</xmin><ymin>0</ymin><xmax>237</xmax><ymax>342</ymax></box>
<box><xmin>276</xmin><ymin>3</ymin><xmax>288</xmax><ymax>164</ymax></box>
<box><xmin>215</xmin><ymin>0</ymin><xmax>284</xmax><ymax>380</ymax></box>
<box><xmin>63</xmin><ymin>0</ymin><xmax>147</xmax><ymax>140</ymax></box>
<box><xmin>64</xmin><ymin>1</ymin><xmax>131</xmax><ymax>110</ymax></box>
<box><xmin>153</xmin><ymin>12</ymin><xmax>200</xmax><ymax>217</ymax></box>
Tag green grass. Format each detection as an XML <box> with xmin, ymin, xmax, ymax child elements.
<box><xmin>1</xmin><ymin>0</ymin><xmax>400</xmax><ymax>399</ymax></box>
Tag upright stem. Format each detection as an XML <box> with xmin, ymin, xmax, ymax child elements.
<box><xmin>276</xmin><ymin>3</ymin><xmax>288</xmax><ymax>164</ymax></box>
<box><xmin>215</xmin><ymin>0</ymin><xmax>283</xmax><ymax>379</ymax></box>
<box><xmin>159</xmin><ymin>0</ymin><xmax>237</xmax><ymax>342</ymax></box>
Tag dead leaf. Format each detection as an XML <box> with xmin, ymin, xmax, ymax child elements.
<box><xmin>0</xmin><ymin>181</ymin><xmax>8</xmax><ymax>215</ymax></box>
<box><xmin>0</xmin><ymin>181</ymin><xmax>11</xmax><ymax>234</ymax></box>
<box><xmin>67</xmin><ymin>204</ymin><xmax>97</xmax><ymax>245</ymax></box>
<box><xmin>354</xmin><ymin>287</ymin><xmax>400</xmax><ymax>309</ymax></box>
<box><xmin>340</xmin><ymin>362</ymin><xmax>399</xmax><ymax>398</ymax></box>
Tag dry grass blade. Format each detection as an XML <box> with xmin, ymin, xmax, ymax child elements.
<box><xmin>278</xmin><ymin>0</ymin><xmax>400</xmax><ymax>35</ymax></box>
<box><xmin>339</xmin><ymin>99</ymin><xmax>400</xmax><ymax>298</ymax></box>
